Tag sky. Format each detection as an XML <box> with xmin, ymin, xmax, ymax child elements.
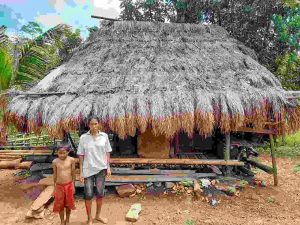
<box><xmin>0</xmin><ymin>0</ymin><xmax>122</xmax><ymax>38</ymax></box>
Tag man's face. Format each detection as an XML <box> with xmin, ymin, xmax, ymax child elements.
<box><xmin>57</xmin><ymin>149</ymin><xmax>68</xmax><ymax>160</ymax></box>
<box><xmin>89</xmin><ymin>119</ymin><xmax>99</xmax><ymax>133</ymax></box>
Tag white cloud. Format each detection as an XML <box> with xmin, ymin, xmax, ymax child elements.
<box><xmin>93</xmin><ymin>6</ymin><xmax>120</xmax><ymax>18</ymax></box>
<box><xmin>74</xmin><ymin>0</ymin><xmax>87</xmax><ymax>4</ymax></box>
<box><xmin>93</xmin><ymin>0</ymin><xmax>121</xmax><ymax>12</ymax></box>
<box><xmin>48</xmin><ymin>0</ymin><xmax>68</xmax><ymax>12</ymax></box>
<box><xmin>35</xmin><ymin>14</ymin><xmax>64</xmax><ymax>27</ymax></box>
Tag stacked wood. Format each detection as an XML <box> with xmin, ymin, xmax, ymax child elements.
<box><xmin>26</xmin><ymin>186</ymin><xmax>54</xmax><ymax>219</ymax></box>
<box><xmin>18</xmin><ymin>161</ymin><xmax>33</xmax><ymax>169</ymax></box>
<box><xmin>0</xmin><ymin>158</ymin><xmax>22</xmax><ymax>169</ymax></box>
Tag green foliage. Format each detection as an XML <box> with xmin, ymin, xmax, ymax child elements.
<box><xmin>0</xmin><ymin>45</ymin><xmax>13</xmax><ymax>91</ymax></box>
<box><xmin>293</xmin><ymin>162</ymin><xmax>300</xmax><ymax>173</ymax></box>
<box><xmin>120</xmin><ymin>0</ymin><xmax>290</xmax><ymax>69</ymax></box>
<box><xmin>21</xmin><ymin>21</ymin><xmax>44</xmax><ymax>38</ymax></box>
<box><xmin>180</xmin><ymin>180</ymin><xmax>193</xmax><ymax>187</ymax></box>
<box><xmin>14</xmin><ymin>42</ymin><xmax>60</xmax><ymax>86</ymax></box>
<box><xmin>272</xmin><ymin>6</ymin><xmax>300</xmax><ymax>65</ymax></box>
<box><xmin>87</xmin><ymin>26</ymin><xmax>99</xmax><ymax>37</ymax></box>
<box><xmin>184</xmin><ymin>219</ymin><xmax>196</xmax><ymax>225</ymax></box>
<box><xmin>257</xmin><ymin>131</ymin><xmax>300</xmax><ymax>158</ymax></box>
<box><xmin>283</xmin><ymin>0</ymin><xmax>300</xmax><ymax>8</ymax></box>
<box><xmin>64</xmin><ymin>28</ymin><xmax>81</xmax><ymax>49</ymax></box>
<box><xmin>266</xmin><ymin>196</ymin><xmax>275</xmax><ymax>203</ymax></box>
<box><xmin>176</xmin><ymin>0</ymin><xmax>187</xmax><ymax>10</ymax></box>
<box><xmin>243</xmin><ymin>5</ymin><xmax>253</xmax><ymax>13</ymax></box>
<box><xmin>0</xmin><ymin>26</ymin><xmax>8</xmax><ymax>44</ymax></box>
<box><xmin>283</xmin><ymin>131</ymin><xmax>300</xmax><ymax>146</ymax></box>
<box><xmin>275</xmin><ymin>53</ymin><xmax>300</xmax><ymax>90</ymax></box>
<box><xmin>143</xmin><ymin>0</ymin><xmax>156</xmax><ymax>9</ymax></box>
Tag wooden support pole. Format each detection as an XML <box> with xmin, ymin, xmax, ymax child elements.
<box><xmin>269</xmin><ymin>134</ymin><xmax>278</xmax><ymax>186</ymax></box>
<box><xmin>91</xmin><ymin>15</ymin><xmax>120</xmax><ymax>21</ymax></box>
<box><xmin>224</xmin><ymin>133</ymin><xmax>230</xmax><ymax>161</ymax></box>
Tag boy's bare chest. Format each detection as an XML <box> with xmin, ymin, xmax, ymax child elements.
<box><xmin>56</xmin><ymin>159</ymin><xmax>72</xmax><ymax>170</ymax></box>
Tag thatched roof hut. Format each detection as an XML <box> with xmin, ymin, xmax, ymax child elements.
<box><xmin>3</xmin><ymin>21</ymin><xmax>300</xmax><ymax>139</ymax></box>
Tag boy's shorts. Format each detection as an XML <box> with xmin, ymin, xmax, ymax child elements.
<box><xmin>53</xmin><ymin>181</ymin><xmax>76</xmax><ymax>212</ymax></box>
<box><xmin>84</xmin><ymin>169</ymin><xmax>107</xmax><ymax>200</ymax></box>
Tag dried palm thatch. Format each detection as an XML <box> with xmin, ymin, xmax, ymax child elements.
<box><xmin>4</xmin><ymin>21</ymin><xmax>300</xmax><ymax>139</ymax></box>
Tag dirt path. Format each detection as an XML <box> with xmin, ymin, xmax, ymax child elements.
<box><xmin>1</xmin><ymin>155</ymin><xmax>300</xmax><ymax>225</ymax></box>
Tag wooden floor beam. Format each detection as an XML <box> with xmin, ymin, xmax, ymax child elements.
<box><xmin>75</xmin><ymin>158</ymin><xmax>244</xmax><ymax>166</ymax></box>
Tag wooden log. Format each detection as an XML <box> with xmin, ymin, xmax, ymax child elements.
<box><xmin>31</xmin><ymin>185</ymin><xmax>54</xmax><ymax>211</ymax></box>
<box><xmin>0</xmin><ymin>150</ymin><xmax>52</xmax><ymax>153</ymax></box>
<box><xmin>0</xmin><ymin>153</ymin><xmax>52</xmax><ymax>156</ymax></box>
<box><xmin>0</xmin><ymin>155</ymin><xmax>21</xmax><ymax>159</ymax></box>
<box><xmin>0</xmin><ymin>158</ymin><xmax>21</xmax><ymax>161</ymax></box>
<box><xmin>0</xmin><ymin>158</ymin><xmax>22</xmax><ymax>169</ymax></box>
<box><xmin>111</xmin><ymin>168</ymin><xmax>197</xmax><ymax>175</ymax></box>
<box><xmin>106</xmin><ymin>158</ymin><xmax>244</xmax><ymax>166</ymax></box>
<box><xmin>91</xmin><ymin>15</ymin><xmax>120</xmax><ymax>21</ymax></box>
<box><xmin>269</xmin><ymin>134</ymin><xmax>278</xmax><ymax>186</ymax></box>
<box><xmin>18</xmin><ymin>161</ymin><xmax>33</xmax><ymax>169</ymax></box>
<box><xmin>244</xmin><ymin>159</ymin><xmax>274</xmax><ymax>174</ymax></box>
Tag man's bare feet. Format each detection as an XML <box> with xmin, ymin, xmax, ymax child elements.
<box><xmin>60</xmin><ymin>221</ymin><xmax>65</xmax><ymax>225</ymax></box>
<box><xmin>94</xmin><ymin>216</ymin><xmax>108</xmax><ymax>224</ymax></box>
<box><xmin>87</xmin><ymin>219</ymin><xmax>93</xmax><ymax>225</ymax></box>
<box><xmin>65</xmin><ymin>221</ymin><xmax>70</xmax><ymax>225</ymax></box>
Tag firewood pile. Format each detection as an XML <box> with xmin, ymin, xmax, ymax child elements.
<box><xmin>0</xmin><ymin>149</ymin><xmax>53</xmax><ymax>169</ymax></box>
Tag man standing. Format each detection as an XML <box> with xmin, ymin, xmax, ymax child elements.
<box><xmin>77</xmin><ymin>117</ymin><xmax>112</xmax><ymax>225</ymax></box>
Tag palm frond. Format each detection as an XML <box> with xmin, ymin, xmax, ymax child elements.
<box><xmin>14</xmin><ymin>41</ymin><xmax>60</xmax><ymax>85</ymax></box>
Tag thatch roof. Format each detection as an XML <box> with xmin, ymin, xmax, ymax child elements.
<box><xmin>4</xmin><ymin>21</ymin><xmax>300</xmax><ymax>139</ymax></box>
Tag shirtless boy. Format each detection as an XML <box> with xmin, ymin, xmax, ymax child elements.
<box><xmin>52</xmin><ymin>146</ymin><xmax>76</xmax><ymax>225</ymax></box>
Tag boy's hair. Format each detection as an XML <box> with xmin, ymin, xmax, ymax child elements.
<box><xmin>57</xmin><ymin>144</ymin><xmax>71</xmax><ymax>152</ymax></box>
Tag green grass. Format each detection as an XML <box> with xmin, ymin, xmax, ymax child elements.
<box><xmin>266</xmin><ymin>196</ymin><xmax>275</xmax><ymax>203</ymax></box>
<box><xmin>257</xmin><ymin>131</ymin><xmax>300</xmax><ymax>158</ymax></box>
<box><xmin>184</xmin><ymin>219</ymin><xmax>196</xmax><ymax>225</ymax></box>
<box><xmin>258</xmin><ymin>145</ymin><xmax>300</xmax><ymax>158</ymax></box>
<box><xmin>293</xmin><ymin>162</ymin><xmax>300</xmax><ymax>173</ymax></box>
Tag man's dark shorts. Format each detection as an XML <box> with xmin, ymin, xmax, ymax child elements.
<box><xmin>84</xmin><ymin>169</ymin><xmax>107</xmax><ymax>200</ymax></box>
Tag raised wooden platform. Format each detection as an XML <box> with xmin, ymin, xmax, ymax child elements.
<box><xmin>75</xmin><ymin>158</ymin><xmax>244</xmax><ymax>166</ymax></box>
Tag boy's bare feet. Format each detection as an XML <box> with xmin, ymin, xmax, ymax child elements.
<box><xmin>94</xmin><ymin>216</ymin><xmax>108</xmax><ymax>224</ymax></box>
<box><xmin>65</xmin><ymin>221</ymin><xmax>69</xmax><ymax>225</ymax></box>
<box><xmin>87</xmin><ymin>219</ymin><xmax>93</xmax><ymax>225</ymax></box>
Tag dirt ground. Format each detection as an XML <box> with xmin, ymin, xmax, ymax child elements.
<box><xmin>1</xmin><ymin>154</ymin><xmax>300</xmax><ymax>225</ymax></box>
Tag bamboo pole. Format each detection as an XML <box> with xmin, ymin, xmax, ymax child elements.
<box><xmin>269</xmin><ymin>134</ymin><xmax>278</xmax><ymax>186</ymax></box>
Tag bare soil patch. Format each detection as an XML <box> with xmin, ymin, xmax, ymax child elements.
<box><xmin>0</xmin><ymin>155</ymin><xmax>300</xmax><ymax>225</ymax></box>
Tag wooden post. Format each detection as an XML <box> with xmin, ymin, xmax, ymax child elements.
<box><xmin>269</xmin><ymin>134</ymin><xmax>278</xmax><ymax>186</ymax></box>
<box><xmin>224</xmin><ymin>133</ymin><xmax>230</xmax><ymax>161</ymax></box>
<box><xmin>224</xmin><ymin>133</ymin><xmax>231</xmax><ymax>176</ymax></box>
